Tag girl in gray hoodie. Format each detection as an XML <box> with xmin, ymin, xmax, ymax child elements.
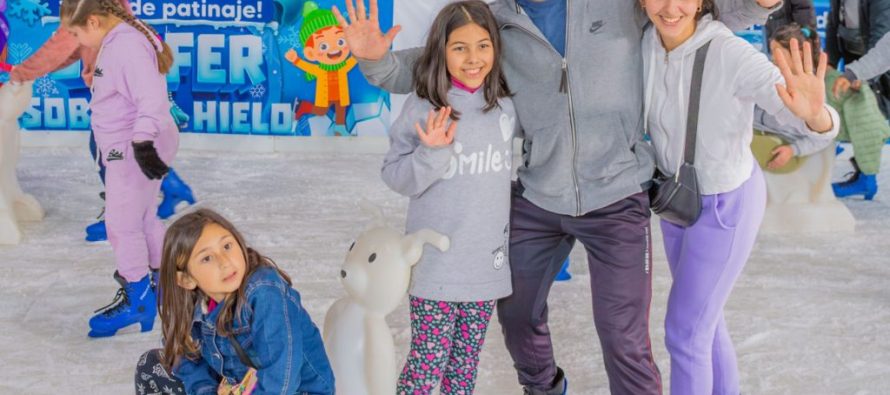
<box><xmin>379</xmin><ymin>1</ymin><xmax>516</xmax><ymax>393</ymax></box>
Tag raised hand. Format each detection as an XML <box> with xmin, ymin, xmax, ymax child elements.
<box><xmin>415</xmin><ymin>107</ymin><xmax>457</xmax><ymax>148</ymax></box>
<box><xmin>284</xmin><ymin>49</ymin><xmax>299</xmax><ymax>64</ymax></box>
<box><xmin>332</xmin><ymin>0</ymin><xmax>401</xmax><ymax>61</ymax></box>
<box><xmin>772</xmin><ymin>38</ymin><xmax>833</xmax><ymax>133</ymax></box>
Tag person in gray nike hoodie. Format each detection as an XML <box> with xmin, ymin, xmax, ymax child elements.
<box><xmin>334</xmin><ymin>0</ymin><xmax>781</xmax><ymax>393</ymax></box>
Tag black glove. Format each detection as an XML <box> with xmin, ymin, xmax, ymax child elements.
<box><xmin>132</xmin><ymin>141</ymin><xmax>169</xmax><ymax>180</ymax></box>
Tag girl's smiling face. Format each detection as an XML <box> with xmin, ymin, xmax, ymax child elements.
<box><xmin>445</xmin><ymin>22</ymin><xmax>494</xmax><ymax>89</ymax></box>
<box><xmin>642</xmin><ymin>0</ymin><xmax>701</xmax><ymax>50</ymax></box>
<box><xmin>177</xmin><ymin>223</ymin><xmax>247</xmax><ymax>302</ymax></box>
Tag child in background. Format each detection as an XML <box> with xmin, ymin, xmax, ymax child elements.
<box><xmin>773</xmin><ymin>24</ymin><xmax>889</xmax><ymax>199</ymax></box>
<box><xmin>753</xmin><ymin>24</ymin><xmax>841</xmax><ymax>171</ymax></box>
<box><xmin>9</xmin><ymin>0</ymin><xmax>195</xmax><ymax>241</ymax></box>
<box><xmin>135</xmin><ymin>209</ymin><xmax>334</xmax><ymax>395</ymax></box>
<box><xmin>60</xmin><ymin>0</ymin><xmax>179</xmax><ymax>337</ymax></box>
<box><xmin>377</xmin><ymin>1</ymin><xmax>516</xmax><ymax>393</ymax></box>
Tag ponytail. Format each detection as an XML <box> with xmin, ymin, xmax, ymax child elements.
<box><xmin>61</xmin><ymin>0</ymin><xmax>174</xmax><ymax>74</ymax></box>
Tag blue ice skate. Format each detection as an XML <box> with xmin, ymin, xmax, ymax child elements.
<box><xmin>169</xmin><ymin>94</ymin><xmax>190</xmax><ymax>129</ymax></box>
<box><xmin>88</xmin><ymin>272</ymin><xmax>156</xmax><ymax>338</ymax></box>
<box><xmin>85</xmin><ymin>220</ymin><xmax>107</xmax><ymax>242</ymax></box>
<box><xmin>833</xmin><ymin>173</ymin><xmax>878</xmax><ymax>200</ymax></box>
<box><xmin>157</xmin><ymin>168</ymin><xmax>196</xmax><ymax>219</ymax></box>
<box><xmin>85</xmin><ymin>200</ymin><xmax>107</xmax><ymax>242</ymax></box>
<box><xmin>555</xmin><ymin>258</ymin><xmax>572</xmax><ymax>281</ymax></box>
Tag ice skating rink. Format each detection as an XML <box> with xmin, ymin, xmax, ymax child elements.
<box><xmin>1</xmin><ymin>144</ymin><xmax>888</xmax><ymax>394</ymax></box>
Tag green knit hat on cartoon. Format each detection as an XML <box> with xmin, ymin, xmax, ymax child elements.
<box><xmin>299</xmin><ymin>2</ymin><xmax>340</xmax><ymax>46</ymax></box>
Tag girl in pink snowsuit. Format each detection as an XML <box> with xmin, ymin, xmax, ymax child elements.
<box><xmin>61</xmin><ymin>0</ymin><xmax>178</xmax><ymax>338</ymax></box>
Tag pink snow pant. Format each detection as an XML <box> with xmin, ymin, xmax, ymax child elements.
<box><xmin>103</xmin><ymin>135</ymin><xmax>177</xmax><ymax>282</ymax></box>
<box><xmin>661</xmin><ymin>164</ymin><xmax>766</xmax><ymax>395</ymax></box>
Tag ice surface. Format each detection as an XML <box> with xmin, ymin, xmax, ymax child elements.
<box><xmin>1</xmin><ymin>144</ymin><xmax>888</xmax><ymax>394</ymax></box>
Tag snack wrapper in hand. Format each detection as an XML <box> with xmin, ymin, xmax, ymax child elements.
<box><xmin>217</xmin><ymin>368</ymin><xmax>258</xmax><ymax>395</ymax></box>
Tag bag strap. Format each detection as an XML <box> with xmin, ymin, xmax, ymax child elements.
<box><xmin>228</xmin><ymin>335</ymin><xmax>258</xmax><ymax>370</ymax></box>
<box><xmin>683</xmin><ymin>41</ymin><xmax>712</xmax><ymax>165</ymax></box>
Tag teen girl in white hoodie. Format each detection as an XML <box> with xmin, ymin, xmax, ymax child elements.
<box><xmin>640</xmin><ymin>1</ymin><xmax>839</xmax><ymax>394</ymax></box>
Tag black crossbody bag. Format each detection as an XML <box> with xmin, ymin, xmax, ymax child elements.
<box><xmin>649</xmin><ymin>41</ymin><xmax>711</xmax><ymax>227</ymax></box>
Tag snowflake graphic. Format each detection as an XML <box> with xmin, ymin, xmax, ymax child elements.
<box><xmin>8</xmin><ymin>43</ymin><xmax>34</xmax><ymax>64</ymax></box>
<box><xmin>8</xmin><ymin>0</ymin><xmax>51</xmax><ymax>27</ymax></box>
<box><xmin>279</xmin><ymin>26</ymin><xmax>301</xmax><ymax>50</ymax></box>
<box><xmin>34</xmin><ymin>76</ymin><xmax>59</xmax><ymax>97</ymax></box>
<box><xmin>249</xmin><ymin>84</ymin><xmax>266</xmax><ymax>99</ymax></box>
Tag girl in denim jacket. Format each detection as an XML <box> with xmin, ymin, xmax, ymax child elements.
<box><xmin>135</xmin><ymin>209</ymin><xmax>334</xmax><ymax>395</ymax></box>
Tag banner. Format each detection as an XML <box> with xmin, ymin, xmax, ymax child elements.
<box><xmin>2</xmin><ymin>0</ymin><xmax>394</xmax><ymax>137</ymax></box>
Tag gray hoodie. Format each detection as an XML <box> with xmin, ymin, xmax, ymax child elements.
<box><xmin>360</xmin><ymin>0</ymin><xmax>776</xmax><ymax>216</ymax></box>
<box><xmin>382</xmin><ymin>88</ymin><xmax>517</xmax><ymax>302</ymax></box>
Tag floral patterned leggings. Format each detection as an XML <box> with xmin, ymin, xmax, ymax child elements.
<box><xmin>397</xmin><ymin>296</ymin><xmax>496</xmax><ymax>395</ymax></box>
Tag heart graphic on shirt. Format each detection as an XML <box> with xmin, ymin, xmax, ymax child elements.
<box><xmin>499</xmin><ymin>114</ymin><xmax>515</xmax><ymax>142</ymax></box>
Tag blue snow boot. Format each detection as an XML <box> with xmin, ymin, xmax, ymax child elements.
<box><xmin>88</xmin><ymin>271</ymin><xmax>157</xmax><ymax>338</ymax></box>
<box><xmin>157</xmin><ymin>168</ymin><xmax>196</xmax><ymax>219</ymax></box>
<box><xmin>555</xmin><ymin>258</ymin><xmax>572</xmax><ymax>281</ymax></box>
<box><xmin>833</xmin><ymin>173</ymin><xmax>878</xmax><ymax>200</ymax></box>
<box><xmin>523</xmin><ymin>367</ymin><xmax>567</xmax><ymax>395</ymax></box>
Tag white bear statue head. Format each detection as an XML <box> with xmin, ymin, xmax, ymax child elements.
<box><xmin>340</xmin><ymin>227</ymin><xmax>449</xmax><ymax>315</ymax></box>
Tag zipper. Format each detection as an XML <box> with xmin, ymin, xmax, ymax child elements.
<box><xmin>507</xmin><ymin>0</ymin><xmax>581</xmax><ymax>215</ymax></box>
<box><xmin>564</xmin><ymin>0</ymin><xmax>581</xmax><ymax>216</ymax></box>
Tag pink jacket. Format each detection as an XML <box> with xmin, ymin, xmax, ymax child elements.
<box><xmin>10</xmin><ymin>0</ymin><xmax>130</xmax><ymax>86</ymax></box>
<box><xmin>90</xmin><ymin>22</ymin><xmax>176</xmax><ymax>158</ymax></box>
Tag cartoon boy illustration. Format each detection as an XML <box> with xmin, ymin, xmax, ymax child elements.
<box><xmin>285</xmin><ymin>1</ymin><xmax>357</xmax><ymax>135</ymax></box>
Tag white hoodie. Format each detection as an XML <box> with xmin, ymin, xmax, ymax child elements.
<box><xmin>643</xmin><ymin>15</ymin><xmax>840</xmax><ymax>195</ymax></box>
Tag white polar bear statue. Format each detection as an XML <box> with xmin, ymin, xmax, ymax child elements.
<box><xmin>0</xmin><ymin>81</ymin><xmax>44</xmax><ymax>245</ymax></box>
<box><xmin>323</xmin><ymin>226</ymin><xmax>450</xmax><ymax>395</ymax></box>
<box><xmin>758</xmin><ymin>144</ymin><xmax>856</xmax><ymax>234</ymax></box>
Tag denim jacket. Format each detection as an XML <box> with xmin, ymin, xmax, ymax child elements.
<box><xmin>174</xmin><ymin>267</ymin><xmax>335</xmax><ymax>395</ymax></box>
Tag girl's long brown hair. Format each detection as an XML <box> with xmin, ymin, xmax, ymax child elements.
<box><xmin>412</xmin><ymin>0</ymin><xmax>511</xmax><ymax>120</ymax></box>
<box><xmin>60</xmin><ymin>0</ymin><xmax>174</xmax><ymax>74</ymax></box>
<box><xmin>157</xmin><ymin>208</ymin><xmax>292</xmax><ymax>370</ymax></box>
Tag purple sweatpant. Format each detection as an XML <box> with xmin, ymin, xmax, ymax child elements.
<box><xmin>661</xmin><ymin>164</ymin><xmax>766</xmax><ymax>395</ymax></box>
<box><xmin>103</xmin><ymin>136</ymin><xmax>177</xmax><ymax>282</ymax></box>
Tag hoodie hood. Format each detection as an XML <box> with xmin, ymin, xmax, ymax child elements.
<box><xmin>643</xmin><ymin>14</ymin><xmax>733</xmax><ymax>143</ymax></box>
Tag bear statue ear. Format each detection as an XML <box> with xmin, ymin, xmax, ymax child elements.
<box><xmin>401</xmin><ymin>229</ymin><xmax>451</xmax><ymax>267</ymax></box>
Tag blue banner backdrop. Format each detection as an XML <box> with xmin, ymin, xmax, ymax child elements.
<box><xmin>2</xmin><ymin>0</ymin><xmax>393</xmax><ymax>137</ymax></box>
